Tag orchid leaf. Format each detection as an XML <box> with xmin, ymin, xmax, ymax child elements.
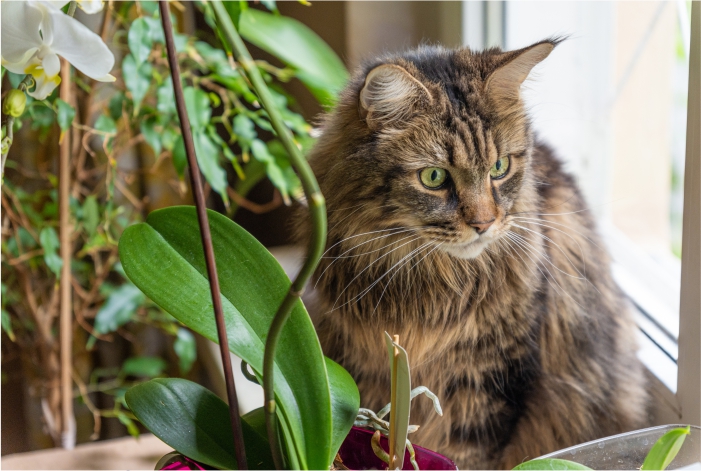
<box><xmin>512</xmin><ymin>459</ymin><xmax>592</xmax><ymax>470</ymax></box>
<box><xmin>119</xmin><ymin>207</ymin><xmax>359</xmax><ymax>469</ymax></box>
<box><xmin>125</xmin><ymin>378</ymin><xmax>274</xmax><ymax>470</ymax></box>
<box><xmin>641</xmin><ymin>426</ymin><xmax>691</xmax><ymax>470</ymax></box>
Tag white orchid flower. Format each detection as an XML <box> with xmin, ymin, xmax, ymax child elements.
<box><xmin>1</xmin><ymin>1</ymin><xmax>114</xmax><ymax>100</ymax></box>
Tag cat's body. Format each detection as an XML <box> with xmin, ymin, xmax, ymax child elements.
<box><xmin>298</xmin><ymin>43</ymin><xmax>648</xmax><ymax>469</ymax></box>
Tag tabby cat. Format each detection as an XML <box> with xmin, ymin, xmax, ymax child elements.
<box><xmin>297</xmin><ymin>39</ymin><xmax>648</xmax><ymax>469</ymax></box>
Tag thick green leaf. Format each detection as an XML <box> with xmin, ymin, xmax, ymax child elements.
<box><xmin>238</xmin><ymin>9</ymin><xmax>348</xmax><ymax>106</ymax></box>
<box><xmin>641</xmin><ymin>426</ymin><xmax>691</xmax><ymax>470</ymax></box>
<box><xmin>125</xmin><ymin>378</ymin><xmax>274</xmax><ymax>470</ymax></box>
<box><xmin>128</xmin><ymin>17</ymin><xmax>153</xmax><ymax>67</ymax></box>
<box><xmin>93</xmin><ymin>283</ymin><xmax>145</xmax><ymax>335</ymax></box>
<box><xmin>119</xmin><ymin>207</ymin><xmax>342</xmax><ymax>469</ymax></box>
<box><xmin>39</xmin><ymin>227</ymin><xmax>62</xmax><ymax>277</ymax></box>
<box><xmin>325</xmin><ymin>357</ymin><xmax>360</xmax><ymax>459</ymax></box>
<box><xmin>122</xmin><ymin>356</ymin><xmax>167</xmax><ymax>377</ymax></box>
<box><xmin>512</xmin><ymin>459</ymin><xmax>592</xmax><ymax>470</ymax></box>
<box><xmin>174</xmin><ymin>328</ymin><xmax>196</xmax><ymax>374</ymax></box>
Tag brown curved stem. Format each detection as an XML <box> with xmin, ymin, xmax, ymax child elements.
<box><xmin>159</xmin><ymin>2</ymin><xmax>248</xmax><ymax>469</ymax></box>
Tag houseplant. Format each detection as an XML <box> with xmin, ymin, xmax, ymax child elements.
<box><xmin>119</xmin><ymin>2</ymin><xmax>458</xmax><ymax>470</ymax></box>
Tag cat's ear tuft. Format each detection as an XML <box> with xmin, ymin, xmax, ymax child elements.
<box><xmin>486</xmin><ymin>39</ymin><xmax>558</xmax><ymax>106</ymax></box>
<box><xmin>359</xmin><ymin>64</ymin><xmax>432</xmax><ymax>129</ymax></box>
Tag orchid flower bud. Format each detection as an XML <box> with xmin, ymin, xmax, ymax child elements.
<box><xmin>2</xmin><ymin>90</ymin><xmax>27</xmax><ymax>118</ymax></box>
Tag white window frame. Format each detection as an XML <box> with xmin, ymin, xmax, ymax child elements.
<box><xmin>465</xmin><ymin>1</ymin><xmax>701</xmax><ymax>427</ymax></box>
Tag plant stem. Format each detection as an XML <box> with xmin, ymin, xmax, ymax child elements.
<box><xmin>59</xmin><ymin>57</ymin><xmax>76</xmax><ymax>450</ymax></box>
<box><xmin>212</xmin><ymin>3</ymin><xmax>328</xmax><ymax>469</ymax></box>
<box><xmin>159</xmin><ymin>2</ymin><xmax>248</xmax><ymax>469</ymax></box>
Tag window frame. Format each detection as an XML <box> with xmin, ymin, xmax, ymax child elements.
<box><xmin>467</xmin><ymin>0</ymin><xmax>701</xmax><ymax>427</ymax></box>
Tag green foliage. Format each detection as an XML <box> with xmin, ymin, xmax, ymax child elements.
<box><xmin>239</xmin><ymin>9</ymin><xmax>348</xmax><ymax>106</ymax></box>
<box><xmin>3</xmin><ymin>0</ymin><xmax>348</xmax><ymax>449</ymax></box>
<box><xmin>173</xmin><ymin>328</ymin><xmax>196</xmax><ymax>374</ymax></box>
<box><xmin>39</xmin><ymin>227</ymin><xmax>63</xmax><ymax>277</ymax></box>
<box><xmin>122</xmin><ymin>356</ymin><xmax>168</xmax><ymax>377</ymax></box>
<box><xmin>128</xmin><ymin>17</ymin><xmax>155</xmax><ymax>67</ymax></box>
<box><xmin>93</xmin><ymin>283</ymin><xmax>145</xmax><ymax>336</ymax></box>
<box><xmin>122</xmin><ymin>54</ymin><xmax>151</xmax><ymax>113</ymax></box>
<box><xmin>641</xmin><ymin>426</ymin><xmax>691</xmax><ymax>470</ymax></box>
<box><xmin>126</xmin><ymin>378</ymin><xmax>275</xmax><ymax>470</ymax></box>
<box><xmin>119</xmin><ymin>207</ymin><xmax>359</xmax><ymax>469</ymax></box>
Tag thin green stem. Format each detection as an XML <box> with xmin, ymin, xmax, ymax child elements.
<box><xmin>212</xmin><ymin>3</ymin><xmax>328</xmax><ymax>469</ymax></box>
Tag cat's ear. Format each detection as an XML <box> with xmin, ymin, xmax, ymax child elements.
<box><xmin>359</xmin><ymin>64</ymin><xmax>432</xmax><ymax>130</ymax></box>
<box><xmin>486</xmin><ymin>39</ymin><xmax>557</xmax><ymax>106</ymax></box>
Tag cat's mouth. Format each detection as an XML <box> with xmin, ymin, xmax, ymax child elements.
<box><xmin>441</xmin><ymin>236</ymin><xmax>493</xmax><ymax>259</ymax></box>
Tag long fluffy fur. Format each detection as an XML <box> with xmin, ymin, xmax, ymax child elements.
<box><xmin>296</xmin><ymin>43</ymin><xmax>648</xmax><ymax>469</ymax></box>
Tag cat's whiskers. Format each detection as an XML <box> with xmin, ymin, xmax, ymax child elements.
<box><xmin>315</xmin><ymin>228</ymin><xmax>417</xmax><ymax>288</ymax></box>
<box><xmin>330</xmin><ymin>235</ymin><xmax>423</xmax><ymax>311</ymax></box>
<box><xmin>339</xmin><ymin>240</ymin><xmax>434</xmax><ymax>313</ymax></box>
<box><xmin>372</xmin><ymin>241</ymin><xmax>443</xmax><ymax>314</ymax></box>
<box><xmin>507</xmin><ymin>231</ymin><xmax>585</xmax><ymax>309</ymax></box>
<box><xmin>504</xmin><ymin>232</ymin><xmax>560</xmax><ymax>294</ymax></box>
<box><xmin>328</xmin><ymin>202</ymin><xmax>395</xmax><ymax>232</ymax></box>
<box><xmin>509</xmin><ymin>223</ymin><xmax>586</xmax><ymax>281</ymax></box>
<box><xmin>323</xmin><ymin>231</ymin><xmax>417</xmax><ymax>260</ymax></box>
<box><xmin>509</xmin><ymin>217</ymin><xmax>591</xmax><ymax>276</ymax></box>
<box><xmin>509</xmin><ymin>219</ymin><xmax>604</xmax><ymax>296</ymax></box>
<box><xmin>510</xmin><ymin>216</ymin><xmax>603</xmax><ymax>250</ymax></box>
<box><xmin>320</xmin><ymin>226</ymin><xmax>409</xmax><ymax>259</ymax></box>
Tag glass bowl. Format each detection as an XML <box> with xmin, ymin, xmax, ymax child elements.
<box><xmin>538</xmin><ymin>424</ymin><xmax>701</xmax><ymax>470</ymax></box>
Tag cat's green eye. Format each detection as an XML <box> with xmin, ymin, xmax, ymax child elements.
<box><xmin>419</xmin><ymin>167</ymin><xmax>448</xmax><ymax>189</ymax></box>
<box><xmin>490</xmin><ymin>155</ymin><xmax>510</xmax><ymax>179</ymax></box>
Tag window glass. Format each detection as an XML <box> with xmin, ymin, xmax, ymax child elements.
<box><xmin>504</xmin><ymin>1</ymin><xmax>691</xmax><ymax>338</ymax></box>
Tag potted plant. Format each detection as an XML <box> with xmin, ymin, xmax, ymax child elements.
<box><xmin>118</xmin><ymin>2</ymin><xmax>457</xmax><ymax>470</ymax></box>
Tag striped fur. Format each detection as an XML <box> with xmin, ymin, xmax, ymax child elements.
<box><xmin>296</xmin><ymin>41</ymin><xmax>648</xmax><ymax>469</ymax></box>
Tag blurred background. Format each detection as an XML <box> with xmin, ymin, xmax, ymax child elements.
<box><xmin>1</xmin><ymin>0</ymin><xmax>691</xmax><ymax>461</ymax></box>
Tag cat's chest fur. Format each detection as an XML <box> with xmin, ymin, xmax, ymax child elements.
<box><xmin>313</xmin><ymin>216</ymin><xmax>547</xmax><ymax>465</ymax></box>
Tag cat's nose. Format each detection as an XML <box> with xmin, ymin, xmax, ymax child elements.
<box><xmin>469</xmin><ymin>219</ymin><xmax>495</xmax><ymax>234</ymax></box>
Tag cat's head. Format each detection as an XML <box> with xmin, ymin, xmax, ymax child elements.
<box><xmin>311</xmin><ymin>39</ymin><xmax>559</xmax><ymax>260</ymax></box>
